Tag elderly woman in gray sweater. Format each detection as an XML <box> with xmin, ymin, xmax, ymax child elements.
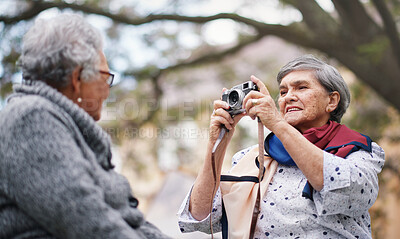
<box><xmin>0</xmin><ymin>13</ymin><xmax>169</xmax><ymax>239</ymax></box>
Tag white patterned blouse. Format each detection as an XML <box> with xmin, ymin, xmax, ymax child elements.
<box><xmin>178</xmin><ymin>142</ymin><xmax>384</xmax><ymax>239</ymax></box>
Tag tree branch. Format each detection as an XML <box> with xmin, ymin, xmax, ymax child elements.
<box><xmin>0</xmin><ymin>0</ymin><xmax>331</xmax><ymax>51</ymax></box>
<box><xmin>281</xmin><ymin>0</ymin><xmax>338</xmax><ymax>36</ymax></box>
<box><xmin>0</xmin><ymin>0</ymin><xmax>270</xmax><ymax>32</ymax></box>
<box><xmin>126</xmin><ymin>34</ymin><xmax>265</xmax><ymax>80</ymax></box>
<box><xmin>331</xmin><ymin>0</ymin><xmax>380</xmax><ymax>40</ymax></box>
<box><xmin>119</xmin><ymin>34</ymin><xmax>266</xmax><ymax>130</ymax></box>
<box><xmin>371</xmin><ymin>0</ymin><xmax>400</xmax><ymax>68</ymax></box>
<box><xmin>0</xmin><ymin>1</ymin><xmax>49</xmax><ymax>24</ymax></box>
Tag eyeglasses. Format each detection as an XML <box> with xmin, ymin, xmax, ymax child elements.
<box><xmin>99</xmin><ymin>70</ymin><xmax>114</xmax><ymax>88</ymax></box>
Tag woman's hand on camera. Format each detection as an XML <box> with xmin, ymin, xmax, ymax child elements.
<box><xmin>243</xmin><ymin>75</ymin><xmax>284</xmax><ymax>131</ymax></box>
<box><xmin>209</xmin><ymin>89</ymin><xmax>245</xmax><ymax>144</ymax></box>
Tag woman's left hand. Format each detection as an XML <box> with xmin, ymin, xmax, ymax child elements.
<box><xmin>243</xmin><ymin>75</ymin><xmax>285</xmax><ymax>131</ymax></box>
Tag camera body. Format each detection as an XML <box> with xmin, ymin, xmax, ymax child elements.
<box><xmin>222</xmin><ymin>81</ymin><xmax>259</xmax><ymax>115</ymax></box>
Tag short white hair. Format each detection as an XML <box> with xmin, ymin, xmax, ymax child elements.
<box><xmin>19</xmin><ymin>13</ymin><xmax>103</xmax><ymax>88</ymax></box>
<box><xmin>277</xmin><ymin>55</ymin><xmax>351</xmax><ymax>123</ymax></box>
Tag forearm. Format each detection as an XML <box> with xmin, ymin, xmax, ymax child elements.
<box><xmin>190</xmin><ymin>96</ymin><xmax>243</xmax><ymax>220</ymax></box>
<box><xmin>178</xmin><ymin>187</ymin><xmax>223</xmax><ymax>234</ymax></box>
<box><xmin>271</xmin><ymin>121</ymin><xmax>324</xmax><ymax>191</ymax></box>
<box><xmin>190</xmin><ymin>136</ymin><xmax>231</xmax><ymax>220</ymax></box>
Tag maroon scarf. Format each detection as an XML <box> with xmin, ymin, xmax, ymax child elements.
<box><xmin>303</xmin><ymin>120</ymin><xmax>372</xmax><ymax>158</ymax></box>
<box><xmin>265</xmin><ymin>120</ymin><xmax>372</xmax><ymax>199</ymax></box>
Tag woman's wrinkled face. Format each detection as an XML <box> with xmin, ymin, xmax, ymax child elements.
<box><xmin>79</xmin><ymin>52</ymin><xmax>110</xmax><ymax>121</ymax></box>
<box><xmin>278</xmin><ymin>70</ymin><xmax>332</xmax><ymax>133</ymax></box>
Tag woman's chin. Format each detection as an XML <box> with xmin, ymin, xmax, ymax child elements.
<box><xmin>284</xmin><ymin>115</ymin><xmax>301</xmax><ymax>126</ymax></box>
<box><xmin>90</xmin><ymin>111</ymin><xmax>101</xmax><ymax>121</ymax></box>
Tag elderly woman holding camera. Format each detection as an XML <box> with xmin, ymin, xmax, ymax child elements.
<box><xmin>0</xmin><ymin>14</ymin><xmax>169</xmax><ymax>239</ymax></box>
<box><xmin>178</xmin><ymin>55</ymin><xmax>384</xmax><ymax>238</ymax></box>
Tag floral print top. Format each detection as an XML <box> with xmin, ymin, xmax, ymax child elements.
<box><xmin>178</xmin><ymin>142</ymin><xmax>384</xmax><ymax>238</ymax></box>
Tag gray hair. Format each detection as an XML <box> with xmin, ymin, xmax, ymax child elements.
<box><xmin>19</xmin><ymin>13</ymin><xmax>103</xmax><ymax>88</ymax></box>
<box><xmin>277</xmin><ymin>54</ymin><xmax>350</xmax><ymax>123</ymax></box>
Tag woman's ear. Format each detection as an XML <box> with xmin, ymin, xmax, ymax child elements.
<box><xmin>70</xmin><ymin>66</ymin><xmax>82</xmax><ymax>94</ymax></box>
<box><xmin>57</xmin><ymin>66</ymin><xmax>82</xmax><ymax>103</ymax></box>
<box><xmin>327</xmin><ymin>91</ymin><xmax>340</xmax><ymax>113</ymax></box>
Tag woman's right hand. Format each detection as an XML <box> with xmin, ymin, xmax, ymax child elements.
<box><xmin>209</xmin><ymin>89</ymin><xmax>246</xmax><ymax>144</ymax></box>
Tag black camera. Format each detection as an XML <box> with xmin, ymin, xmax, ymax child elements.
<box><xmin>222</xmin><ymin>81</ymin><xmax>259</xmax><ymax>116</ymax></box>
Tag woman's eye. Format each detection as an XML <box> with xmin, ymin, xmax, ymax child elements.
<box><xmin>280</xmin><ymin>91</ymin><xmax>287</xmax><ymax>96</ymax></box>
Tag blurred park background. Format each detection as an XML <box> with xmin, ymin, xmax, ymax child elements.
<box><xmin>1</xmin><ymin>0</ymin><xmax>400</xmax><ymax>238</ymax></box>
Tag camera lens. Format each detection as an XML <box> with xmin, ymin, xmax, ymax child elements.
<box><xmin>229</xmin><ymin>91</ymin><xmax>239</xmax><ymax>104</ymax></box>
<box><xmin>228</xmin><ymin>90</ymin><xmax>245</xmax><ymax>109</ymax></box>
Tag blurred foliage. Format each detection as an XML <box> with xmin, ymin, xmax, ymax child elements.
<box><xmin>343</xmin><ymin>80</ymin><xmax>392</xmax><ymax>141</ymax></box>
<box><xmin>357</xmin><ymin>37</ymin><xmax>390</xmax><ymax>65</ymax></box>
<box><xmin>0</xmin><ymin>82</ymin><xmax>12</xmax><ymax>99</ymax></box>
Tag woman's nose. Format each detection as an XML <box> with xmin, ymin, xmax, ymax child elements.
<box><xmin>284</xmin><ymin>90</ymin><xmax>297</xmax><ymax>102</ymax></box>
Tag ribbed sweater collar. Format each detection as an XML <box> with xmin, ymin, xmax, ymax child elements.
<box><xmin>11</xmin><ymin>80</ymin><xmax>112</xmax><ymax>169</ymax></box>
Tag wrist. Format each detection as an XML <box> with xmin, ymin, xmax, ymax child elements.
<box><xmin>269</xmin><ymin>119</ymin><xmax>289</xmax><ymax>134</ymax></box>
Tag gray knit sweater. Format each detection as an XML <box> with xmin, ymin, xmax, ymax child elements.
<box><xmin>0</xmin><ymin>81</ymin><xmax>170</xmax><ymax>239</ymax></box>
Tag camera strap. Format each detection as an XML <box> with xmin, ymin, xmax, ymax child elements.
<box><xmin>249</xmin><ymin>118</ymin><xmax>264</xmax><ymax>239</ymax></box>
<box><xmin>209</xmin><ymin>117</ymin><xmax>264</xmax><ymax>239</ymax></box>
<box><xmin>209</xmin><ymin>127</ymin><xmax>226</xmax><ymax>239</ymax></box>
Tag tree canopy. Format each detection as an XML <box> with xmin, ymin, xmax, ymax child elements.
<box><xmin>1</xmin><ymin>0</ymin><xmax>400</xmax><ymax>110</ymax></box>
